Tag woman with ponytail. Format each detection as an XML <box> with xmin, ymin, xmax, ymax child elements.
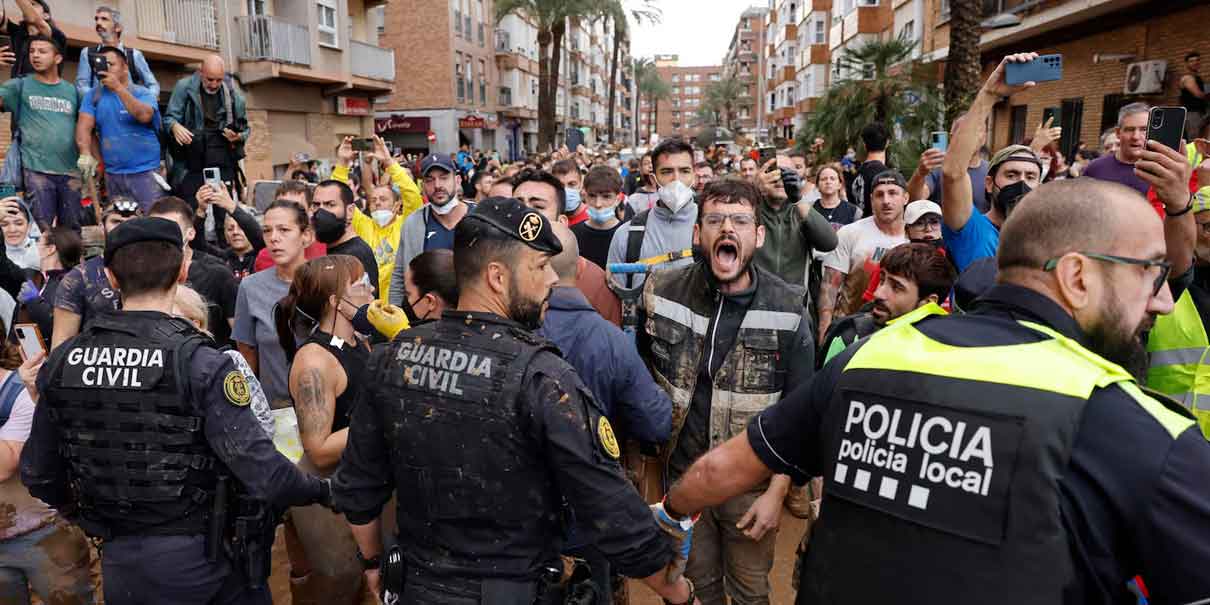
<box><xmin>272</xmin><ymin>254</ymin><xmax>374</xmax><ymax>605</ymax></box>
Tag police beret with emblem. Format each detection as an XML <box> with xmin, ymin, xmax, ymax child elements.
<box><xmin>104</xmin><ymin>217</ymin><xmax>184</xmax><ymax>265</ymax></box>
<box><xmin>462</xmin><ymin>196</ymin><xmax>563</xmax><ymax>255</ymax></box>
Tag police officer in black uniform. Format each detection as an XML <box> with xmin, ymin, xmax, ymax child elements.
<box><xmin>20</xmin><ymin>217</ymin><xmax>333</xmax><ymax>605</ymax></box>
<box><xmin>334</xmin><ymin>197</ymin><xmax>696</xmax><ymax>605</ymax></box>
<box><xmin>656</xmin><ymin>178</ymin><xmax>1210</xmax><ymax>604</ymax></box>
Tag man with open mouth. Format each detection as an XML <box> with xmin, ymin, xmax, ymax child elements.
<box><xmin>638</xmin><ymin>177</ymin><xmax>815</xmax><ymax>605</ymax></box>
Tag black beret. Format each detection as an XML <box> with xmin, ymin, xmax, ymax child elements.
<box><xmin>462</xmin><ymin>196</ymin><xmax>562</xmax><ymax>255</ymax></box>
<box><xmin>104</xmin><ymin>217</ymin><xmax>183</xmax><ymax>265</ymax></box>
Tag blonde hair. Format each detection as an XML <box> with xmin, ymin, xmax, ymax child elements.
<box><xmin>173</xmin><ymin>285</ymin><xmax>209</xmax><ymax>333</ymax></box>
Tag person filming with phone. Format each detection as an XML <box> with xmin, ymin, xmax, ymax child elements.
<box><xmin>164</xmin><ymin>53</ymin><xmax>249</xmax><ymax>245</ymax></box>
<box><xmin>74</xmin><ymin>45</ymin><xmax>161</xmax><ymax>211</ymax></box>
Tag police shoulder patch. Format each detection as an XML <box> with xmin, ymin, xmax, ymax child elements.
<box><xmin>223</xmin><ymin>371</ymin><xmax>251</xmax><ymax>407</ymax></box>
<box><xmin>597</xmin><ymin>416</ymin><xmax>620</xmax><ymax>459</ymax></box>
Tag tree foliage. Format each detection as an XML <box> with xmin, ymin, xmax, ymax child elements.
<box><xmin>800</xmin><ymin>35</ymin><xmax>944</xmax><ymax>172</ymax></box>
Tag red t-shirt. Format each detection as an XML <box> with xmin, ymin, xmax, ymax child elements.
<box><xmin>254</xmin><ymin>242</ymin><xmax>327</xmax><ymax>272</ymax></box>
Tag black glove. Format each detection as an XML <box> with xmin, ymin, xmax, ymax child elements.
<box><xmin>780</xmin><ymin>168</ymin><xmax>802</xmax><ymax>204</ymax></box>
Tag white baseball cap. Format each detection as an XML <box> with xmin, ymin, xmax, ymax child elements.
<box><xmin>904</xmin><ymin>200</ymin><xmax>943</xmax><ymax>225</ymax></box>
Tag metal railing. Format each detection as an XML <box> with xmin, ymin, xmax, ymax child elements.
<box><xmin>350</xmin><ymin>40</ymin><xmax>395</xmax><ymax>81</ymax></box>
<box><xmin>237</xmin><ymin>15</ymin><xmax>311</xmax><ymax>65</ymax></box>
<box><xmin>134</xmin><ymin>0</ymin><xmax>219</xmax><ymax>49</ymax></box>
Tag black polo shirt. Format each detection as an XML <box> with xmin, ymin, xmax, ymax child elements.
<box><xmin>749</xmin><ymin>284</ymin><xmax>1210</xmax><ymax>604</ymax></box>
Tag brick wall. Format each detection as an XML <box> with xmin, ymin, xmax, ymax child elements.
<box><xmin>382</xmin><ymin>0</ymin><xmax>455</xmax><ymax>109</ymax></box>
<box><xmin>981</xmin><ymin>3</ymin><xmax>1208</xmax><ymax>153</ymax></box>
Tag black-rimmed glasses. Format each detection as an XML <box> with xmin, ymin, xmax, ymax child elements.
<box><xmin>1042</xmin><ymin>252</ymin><xmax>1171</xmax><ymax>297</ymax></box>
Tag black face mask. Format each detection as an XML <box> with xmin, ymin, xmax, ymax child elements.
<box><xmin>401</xmin><ymin>294</ymin><xmax>423</xmax><ymax>325</ymax></box>
<box><xmin>312</xmin><ymin>208</ymin><xmax>346</xmax><ymax>244</ymax></box>
<box><xmin>991</xmin><ymin>181</ymin><xmax>1032</xmax><ymax>217</ymax></box>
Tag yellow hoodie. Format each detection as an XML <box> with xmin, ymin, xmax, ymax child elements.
<box><xmin>332</xmin><ymin>162</ymin><xmax>424</xmax><ymax>301</ymax></box>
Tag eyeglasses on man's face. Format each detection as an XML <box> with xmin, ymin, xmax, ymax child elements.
<box><xmin>1042</xmin><ymin>251</ymin><xmax>1170</xmax><ymax>297</ymax></box>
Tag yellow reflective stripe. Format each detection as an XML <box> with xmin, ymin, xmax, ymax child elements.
<box><xmin>886</xmin><ymin>301</ymin><xmax>947</xmax><ymax>326</ymax></box>
<box><xmin>1119</xmin><ymin>382</ymin><xmax>1197</xmax><ymax>439</ymax></box>
<box><xmin>846</xmin><ymin>317</ymin><xmax>1131</xmax><ymax>399</ymax></box>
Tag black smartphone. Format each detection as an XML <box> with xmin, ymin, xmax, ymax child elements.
<box><xmin>1042</xmin><ymin>107</ymin><xmax>1060</xmax><ymax>128</ymax></box>
<box><xmin>351</xmin><ymin>138</ymin><xmax>374</xmax><ymax>152</ymax></box>
<box><xmin>1146</xmin><ymin>106</ymin><xmax>1187</xmax><ymax>152</ymax></box>
<box><xmin>90</xmin><ymin>53</ymin><xmax>108</xmax><ymax>75</ymax></box>
<box><xmin>758</xmin><ymin>146</ymin><xmax>777</xmax><ymax>170</ymax></box>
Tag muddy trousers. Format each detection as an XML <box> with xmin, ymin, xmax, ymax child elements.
<box><xmin>684</xmin><ymin>492</ymin><xmax>778</xmax><ymax>605</ymax></box>
<box><xmin>0</xmin><ymin>521</ymin><xmax>92</xmax><ymax>605</ymax></box>
<box><xmin>100</xmin><ymin>534</ymin><xmax>269</xmax><ymax>605</ymax></box>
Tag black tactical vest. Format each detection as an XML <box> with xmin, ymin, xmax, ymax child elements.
<box><xmin>798</xmin><ymin>308</ymin><xmax>1133</xmax><ymax>604</ymax></box>
<box><xmin>43</xmin><ymin>313</ymin><xmax>219</xmax><ymax>539</ymax></box>
<box><xmin>374</xmin><ymin>312</ymin><xmax>560</xmax><ymax>580</ymax></box>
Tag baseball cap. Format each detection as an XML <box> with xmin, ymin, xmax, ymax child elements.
<box><xmin>461</xmin><ymin>196</ymin><xmax>562</xmax><ymax>255</ymax></box>
<box><xmin>420</xmin><ymin>153</ymin><xmax>456</xmax><ymax>176</ymax></box>
<box><xmin>871</xmin><ymin>169</ymin><xmax>907</xmax><ymax>191</ymax></box>
<box><xmin>989</xmin><ymin>145</ymin><xmax>1042</xmax><ymax>176</ymax></box>
<box><xmin>904</xmin><ymin>200</ymin><xmax>943</xmax><ymax>225</ymax></box>
<box><xmin>104</xmin><ymin>217</ymin><xmax>183</xmax><ymax>264</ymax></box>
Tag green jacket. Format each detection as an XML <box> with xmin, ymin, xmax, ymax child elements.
<box><xmin>163</xmin><ymin>72</ymin><xmax>249</xmax><ymax>185</ymax></box>
<box><xmin>754</xmin><ymin>200</ymin><xmax>838</xmax><ymax>289</ymax></box>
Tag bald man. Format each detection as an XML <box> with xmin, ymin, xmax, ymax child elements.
<box><xmin>165</xmin><ymin>53</ymin><xmax>249</xmax><ymax>246</ymax></box>
<box><xmin>540</xmin><ymin>222</ymin><xmax>672</xmax><ymax>605</ymax></box>
<box><xmin>655</xmin><ymin>178</ymin><xmax>1210</xmax><ymax>603</ymax></box>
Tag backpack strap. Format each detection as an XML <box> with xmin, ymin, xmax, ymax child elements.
<box><xmin>624</xmin><ymin>210</ymin><xmax>649</xmax><ymax>289</ymax></box>
<box><xmin>124</xmin><ymin>47</ymin><xmax>142</xmax><ymax>86</ymax></box>
<box><xmin>0</xmin><ymin>370</ymin><xmax>24</xmax><ymax>427</ymax></box>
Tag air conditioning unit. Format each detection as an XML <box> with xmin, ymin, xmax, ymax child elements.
<box><xmin>1124</xmin><ymin>60</ymin><xmax>1167</xmax><ymax>95</ymax></box>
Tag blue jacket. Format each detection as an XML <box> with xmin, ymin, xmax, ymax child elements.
<box><xmin>541</xmin><ymin>286</ymin><xmax>671</xmax><ymax>444</ymax></box>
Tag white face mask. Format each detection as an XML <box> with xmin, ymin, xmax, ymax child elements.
<box><xmin>371</xmin><ymin>209</ymin><xmax>395</xmax><ymax>227</ymax></box>
<box><xmin>657</xmin><ymin>180</ymin><xmax>694</xmax><ymax>213</ymax></box>
<box><xmin>430</xmin><ymin>197</ymin><xmax>460</xmax><ymax>216</ymax></box>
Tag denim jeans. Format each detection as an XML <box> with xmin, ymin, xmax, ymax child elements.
<box><xmin>105</xmin><ymin>170</ymin><xmax>165</xmax><ymax>211</ymax></box>
<box><xmin>0</xmin><ymin>520</ymin><xmax>93</xmax><ymax>605</ymax></box>
<box><xmin>22</xmin><ymin>170</ymin><xmax>81</xmax><ymax>230</ymax></box>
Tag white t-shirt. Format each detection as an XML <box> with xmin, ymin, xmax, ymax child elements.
<box><xmin>822</xmin><ymin>216</ymin><xmax>908</xmax><ymax>275</ymax></box>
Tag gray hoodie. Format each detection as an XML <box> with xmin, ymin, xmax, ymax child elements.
<box><xmin>606</xmin><ymin>199</ymin><xmax>698</xmax><ymax>292</ymax></box>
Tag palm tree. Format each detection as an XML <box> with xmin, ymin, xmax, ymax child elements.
<box><xmin>704</xmin><ymin>72</ymin><xmax>744</xmax><ymax>131</ymax></box>
<box><xmin>639</xmin><ymin>66</ymin><xmax>670</xmax><ymax>143</ymax></box>
<box><xmin>943</xmin><ymin>0</ymin><xmax>983</xmax><ymax>125</ymax></box>
<box><xmin>592</xmin><ymin>0</ymin><xmax>660</xmax><ymax>146</ymax></box>
<box><xmin>496</xmin><ymin>0</ymin><xmax>595</xmax><ymax>151</ymax></box>
<box><xmin>631</xmin><ymin>57</ymin><xmax>656</xmax><ymax>143</ymax></box>
<box><xmin>802</xmin><ymin>35</ymin><xmax>944</xmax><ymax>171</ymax></box>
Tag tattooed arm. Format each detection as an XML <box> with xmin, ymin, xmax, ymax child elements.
<box><xmin>816</xmin><ymin>267</ymin><xmax>846</xmax><ymax>346</ymax></box>
<box><xmin>289</xmin><ymin>346</ymin><xmax>349</xmax><ymax>470</ymax></box>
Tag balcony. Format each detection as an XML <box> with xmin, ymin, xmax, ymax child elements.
<box><xmin>495</xmin><ymin>29</ymin><xmax>510</xmax><ymax>54</ymax></box>
<box><xmin>842</xmin><ymin>5</ymin><xmax>891</xmax><ymax>42</ymax></box>
<box><xmin>134</xmin><ymin>0</ymin><xmax>218</xmax><ymax>49</ymax></box>
<box><xmin>781</xmin><ymin>65</ymin><xmax>796</xmax><ymax>82</ymax></box>
<box><xmin>350</xmin><ymin>40</ymin><xmax>395</xmax><ymax>82</ymax></box>
<box><xmin>237</xmin><ymin>15</ymin><xmax>310</xmax><ymax>65</ymax></box>
<box><xmin>782</xmin><ymin>23</ymin><xmax>798</xmax><ymax>43</ymax></box>
<box><xmin>810</xmin><ymin>44</ymin><xmax>829</xmax><ymax>65</ymax></box>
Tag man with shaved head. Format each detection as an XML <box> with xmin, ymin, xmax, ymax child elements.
<box><xmin>653</xmin><ymin>177</ymin><xmax>1210</xmax><ymax>602</ymax></box>
<box><xmin>541</xmin><ymin>221</ymin><xmax>672</xmax><ymax>603</ymax></box>
<box><xmin>165</xmin><ymin>53</ymin><xmax>249</xmax><ymax>246</ymax></box>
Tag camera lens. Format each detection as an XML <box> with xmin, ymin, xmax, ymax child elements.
<box><xmin>1153</xmin><ymin>117</ymin><xmax>1164</xmax><ymax>128</ymax></box>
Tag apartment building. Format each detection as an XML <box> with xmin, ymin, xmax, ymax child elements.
<box><xmin>926</xmin><ymin>0</ymin><xmax>1206</xmax><ymax>156</ymax></box>
<box><xmin>0</xmin><ymin>0</ymin><xmax>394</xmax><ymax>181</ymax></box>
<box><xmin>378</xmin><ymin>3</ymin><xmax>631</xmax><ymax>159</ymax></box>
<box><xmin>722</xmin><ymin>6</ymin><xmax>769</xmax><ymax>140</ymax></box>
<box><xmin>794</xmin><ymin>0</ymin><xmax>832</xmax><ymax>138</ymax></box>
<box><xmin>764</xmin><ymin>1</ymin><xmax>803</xmax><ymax>141</ymax></box>
<box><xmin>556</xmin><ymin>15</ymin><xmax>634</xmax><ymax>150</ymax></box>
<box><xmin>636</xmin><ymin>55</ymin><xmax>721</xmax><ymax>142</ymax></box>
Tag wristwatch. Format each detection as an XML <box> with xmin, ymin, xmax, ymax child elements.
<box><xmin>663</xmin><ymin>577</ymin><xmax>696</xmax><ymax>605</ymax></box>
<box><xmin>355</xmin><ymin>548</ymin><xmax>381</xmax><ymax>571</ymax></box>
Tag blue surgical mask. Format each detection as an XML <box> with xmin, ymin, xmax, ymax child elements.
<box><xmin>564</xmin><ymin>188</ymin><xmax>582</xmax><ymax>213</ymax></box>
<box><xmin>587</xmin><ymin>204</ymin><xmax>617</xmax><ymax>224</ymax></box>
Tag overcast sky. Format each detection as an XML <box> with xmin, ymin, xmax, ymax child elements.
<box><xmin>626</xmin><ymin>0</ymin><xmax>760</xmax><ymax>67</ymax></box>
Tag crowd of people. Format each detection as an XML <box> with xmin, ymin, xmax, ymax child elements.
<box><xmin>0</xmin><ymin>2</ymin><xmax>1207</xmax><ymax>601</ymax></box>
